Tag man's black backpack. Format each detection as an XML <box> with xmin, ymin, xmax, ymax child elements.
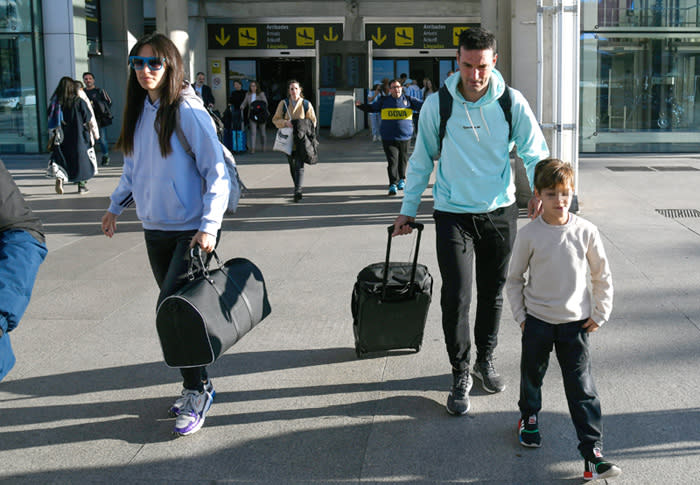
<box><xmin>438</xmin><ymin>84</ymin><xmax>513</xmax><ymax>154</ymax></box>
<box><xmin>87</xmin><ymin>88</ymin><xmax>113</xmax><ymax>127</ymax></box>
<box><xmin>249</xmin><ymin>100</ymin><xmax>268</xmax><ymax>123</ymax></box>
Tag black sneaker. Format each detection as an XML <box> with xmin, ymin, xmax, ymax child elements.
<box><xmin>518</xmin><ymin>414</ymin><xmax>542</xmax><ymax>448</ymax></box>
<box><xmin>446</xmin><ymin>370</ymin><xmax>472</xmax><ymax>415</ymax></box>
<box><xmin>583</xmin><ymin>448</ymin><xmax>621</xmax><ymax>480</ymax></box>
<box><xmin>473</xmin><ymin>359</ymin><xmax>505</xmax><ymax>393</ymax></box>
<box><xmin>101</xmin><ymin>155</ymin><xmax>110</xmax><ymax>166</ymax></box>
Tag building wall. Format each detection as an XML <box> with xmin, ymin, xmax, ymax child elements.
<box><xmin>8</xmin><ymin>0</ymin><xmax>698</xmax><ymax>154</ymax></box>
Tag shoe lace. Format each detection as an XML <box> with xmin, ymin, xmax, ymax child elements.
<box><xmin>179</xmin><ymin>390</ymin><xmax>202</xmax><ymax>416</ymax></box>
<box><xmin>453</xmin><ymin>373</ymin><xmax>470</xmax><ymax>398</ymax></box>
<box><xmin>172</xmin><ymin>389</ymin><xmax>189</xmax><ymax>410</ymax></box>
<box><xmin>480</xmin><ymin>359</ymin><xmax>496</xmax><ymax>375</ymax></box>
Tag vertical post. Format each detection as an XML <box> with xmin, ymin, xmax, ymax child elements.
<box><xmin>155</xmin><ymin>0</ymin><xmax>190</xmax><ymax>78</ymax></box>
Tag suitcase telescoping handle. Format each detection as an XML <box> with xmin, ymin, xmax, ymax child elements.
<box><xmin>382</xmin><ymin>221</ymin><xmax>424</xmax><ymax>300</ymax></box>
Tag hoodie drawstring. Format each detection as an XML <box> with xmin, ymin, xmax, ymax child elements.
<box><xmin>463</xmin><ymin>104</ymin><xmax>480</xmax><ymax>142</ymax></box>
<box><xmin>480</xmin><ymin>106</ymin><xmax>491</xmax><ymax>136</ymax></box>
<box><xmin>463</xmin><ymin>104</ymin><xmax>492</xmax><ymax>140</ymax></box>
<box><xmin>454</xmin><ymin>212</ymin><xmax>506</xmax><ymax>254</ymax></box>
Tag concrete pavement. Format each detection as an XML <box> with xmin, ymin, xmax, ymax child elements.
<box><xmin>1</xmin><ymin>134</ymin><xmax>699</xmax><ymax>484</ymax></box>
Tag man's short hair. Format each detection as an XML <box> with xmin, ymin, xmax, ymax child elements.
<box><xmin>458</xmin><ymin>27</ymin><xmax>497</xmax><ymax>53</ymax></box>
<box><xmin>534</xmin><ymin>158</ymin><xmax>575</xmax><ymax>192</ymax></box>
<box><xmin>82</xmin><ymin>72</ymin><xmax>95</xmax><ymax>79</ymax></box>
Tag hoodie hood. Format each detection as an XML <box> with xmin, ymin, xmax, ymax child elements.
<box><xmin>445</xmin><ymin>67</ymin><xmax>506</xmax><ymax>108</ymax></box>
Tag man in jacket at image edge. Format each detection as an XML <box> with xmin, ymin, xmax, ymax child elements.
<box><xmin>392</xmin><ymin>27</ymin><xmax>549</xmax><ymax>415</ymax></box>
<box><xmin>0</xmin><ymin>159</ymin><xmax>47</xmax><ymax>381</ymax></box>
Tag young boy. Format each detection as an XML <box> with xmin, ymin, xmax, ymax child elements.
<box><xmin>505</xmin><ymin>159</ymin><xmax>621</xmax><ymax>481</ymax></box>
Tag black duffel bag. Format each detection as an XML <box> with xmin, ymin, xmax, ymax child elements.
<box><xmin>156</xmin><ymin>248</ymin><xmax>271</xmax><ymax>368</ymax></box>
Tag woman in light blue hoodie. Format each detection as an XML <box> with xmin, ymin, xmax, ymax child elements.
<box><xmin>101</xmin><ymin>33</ymin><xmax>229</xmax><ymax>437</ymax></box>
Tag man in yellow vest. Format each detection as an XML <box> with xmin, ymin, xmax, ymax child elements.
<box><xmin>356</xmin><ymin>79</ymin><xmax>423</xmax><ymax>195</ymax></box>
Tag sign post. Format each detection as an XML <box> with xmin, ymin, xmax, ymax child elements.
<box><xmin>316</xmin><ymin>40</ymin><xmax>372</xmax><ymax>137</ymax></box>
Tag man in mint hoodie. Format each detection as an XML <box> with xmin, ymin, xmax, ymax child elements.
<box><xmin>392</xmin><ymin>27</ymin><xmax>549</xmax><ymax>416</ymax></box>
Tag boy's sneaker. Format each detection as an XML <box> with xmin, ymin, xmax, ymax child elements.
<box><xmin>169</xmin><ymin>380</ymin><xmax>215</xmax><ymax>417</ymax></box>
<box><xmin>446</xmin><ymin>370</ymin><xmax>472</xmax><ymax>415</ymax></box>
<box><xmin>173</xmin><ymin>389</ymin><xmax>214</xmax><ymax>436</ymax></box>
<box><xmin>388</xmin><ymin>184</ymin><xmax>398</xmax><ymax>196</ymax></box>
<box><xmin>397</xmin><ymin>179</ymin><xmax>406</xmax><ymax>190</ymax></box>
<box><xmin>473</xmin><ymin>359</ymin><xmax>506</xmax><ymax>393</ymax></box>
<box><xmin>518</xmin><ymin>414</ymin><xmax>542</xmax><ymax>448</ymax></box>
<box><xmin>583</xmin><ymin>448</ymin><xmax>621</xmax><ymax>480</ymax></box>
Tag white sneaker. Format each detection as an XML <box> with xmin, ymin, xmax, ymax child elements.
<box><xmin>169</xmin><ymin>380</ymin><xmax>215</xmax><ymax>417</ymax></box>
<box><xmin>173</xmin><ymin>389</ymin><xmax>213</xmax><ymax>436</ymax></box>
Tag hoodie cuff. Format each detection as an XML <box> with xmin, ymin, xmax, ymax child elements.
<box><xmin>199</xmin><ymin>220</ymin><xmax>220</xmax><ymax>236</ymax></box>
<box><xmin>107</xmin><ymin>203</ymin><xmax>124</xmax><ymax>216</ymax></box>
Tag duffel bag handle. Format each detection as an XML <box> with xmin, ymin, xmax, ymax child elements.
<box><xmin>382</xmin><ymin>221</ymin><xmax>424</xmax><ymax>300</ymax></box>
<box><xmin>188</xmin><ymin>246</ymin><xmax>225</xmax><ymax>281</ymax></box>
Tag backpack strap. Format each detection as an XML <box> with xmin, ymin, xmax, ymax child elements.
<box><xmin>438</xmin><ymin>84</ymin><xmax>452</xmax><ymax>155</ymax></box>
<box><xmin>283</xmin><ymin>98</ymin><xmax>310</xmax><ymax>119</ymax></box>
<box><xmin>175</xmin><ymin>96</ymin><xmax>198</xmax><ymax>159</ymax></box>
<box><xmin>498</xmin><ymin>86</ymin><xmax>513</xmax><ymax>141</ymax></box>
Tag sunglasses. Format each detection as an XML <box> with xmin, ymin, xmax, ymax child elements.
<box><xmin>128</xmin><ymin>56</ymin><xmax>166</xmax><ymax>71</ymax></box>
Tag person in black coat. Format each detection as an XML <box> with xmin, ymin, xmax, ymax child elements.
<box><xmin>194</xmin><ymin>72</ymin><xmax>215</xmax><ymax>108</ymax></box>
<box><xmin>0</xmin><ymin>158</ymin><xmax>47</xmax><ymax>381</ymax></box>
<box><xmin>49</xmin><ymin>76</ymin><xmax>97</xmax><ymax>195</ymax></box>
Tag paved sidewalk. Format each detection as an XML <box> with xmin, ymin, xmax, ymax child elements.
<box><xmin>1</xmin><ymin>136</ymin><xmax>699</xmax><ymax>484</ymax></box>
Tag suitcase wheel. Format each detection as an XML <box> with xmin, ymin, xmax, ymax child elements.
<box><xmin>414</xmin><ymin>345</ymin><xmax>421</xmax><ymax>353</ymax></box>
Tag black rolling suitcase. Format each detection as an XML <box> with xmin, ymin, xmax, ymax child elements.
<box><xmin>351</xmin><ymin>222</ymin><xmax>433</xmax><ymax>357</ymax></box>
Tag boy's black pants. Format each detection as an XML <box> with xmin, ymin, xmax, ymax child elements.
<box><xmin>519</xmin><ymin>314</ymin><xmax>603</xmax><ymax>455</ymax></box>
<box><xmin>144</xmin><ymin>229</ymin><xmax>220</xmax><ymax>391</ymax></box>
<box><xmin>381</xmin><ymin>139</ymin><xmax>409</xmax><ymax>185</ymax></box>
<box><xmin>433</xmin><ymin>204</ymin><xmax>517</xmax><ymax>372</ymax></box>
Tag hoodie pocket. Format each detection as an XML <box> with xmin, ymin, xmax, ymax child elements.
<box><xmin>135</xmin><ymin>178</ymin><xmax>190</xmax><ymax>224</ymax></box>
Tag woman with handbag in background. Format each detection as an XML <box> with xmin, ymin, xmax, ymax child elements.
<box><xmin>239</xmin><ymin>80</ymin><xmax>268</xmax><ymax>153</ymax></box>
<box><xmin>48</xmin><ymin>76</ymin><xmax>97</xmax><ymax>195</ymax></box>
<box><xmin>272</xmin><ymin>79</ymin><xmax>317</xmax><ymax>202</ymax></box>
<box><xmin>100</xmin><ymin>32</ymin><xmax>230</xmax><ymax>437</ymax></box>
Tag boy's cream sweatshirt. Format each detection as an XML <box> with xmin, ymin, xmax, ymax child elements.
<box><xmin>506</xmin><ymin>214</ymin><xmax>613</xmax><ymax>326</ymax></box>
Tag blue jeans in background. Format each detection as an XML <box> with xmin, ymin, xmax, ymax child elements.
<box><xmin>369</xmin><ymin>113</ymin><xmax>381</xmax><ymax>138</ymax></box>
<box><xmin>98</xmin><ymin>126</ymin><xmax>109</xmax><ymax>155</ymax></box>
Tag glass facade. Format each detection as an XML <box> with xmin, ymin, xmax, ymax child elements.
<box><xmin>0</xmin><ymin>0</ymin><xmax>43</xmax><ymax>154</ymax></box>
<box><xmin>581</xmin><ymin>0</ymin><xmax>700</xmax><ymax>152</ymax></box>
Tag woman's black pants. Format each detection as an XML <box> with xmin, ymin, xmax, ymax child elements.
<box><xmin>144</xmin><ymin>229</ymin><xmax>220</xmax><ymax>391</ymax></box>
<box><xmin>287</xmin><ymin>154</ymin><xmax>304</xmax><ymax>194</ymax></box>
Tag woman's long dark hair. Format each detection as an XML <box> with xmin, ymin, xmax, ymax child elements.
<box><xmin>115</xmin><ymin>32</ymin><xmax>185</xmax><ymax>157</ymax></box>
<box><xmin>52</xmin><ymin>76</ymin><xmax>79</xmax><ymax>110</ymax></box>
